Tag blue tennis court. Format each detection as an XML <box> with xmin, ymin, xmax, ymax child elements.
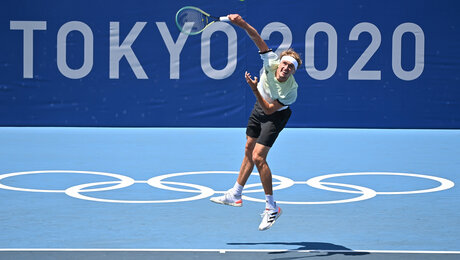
<box><xmin>0</xmin><ymin>127</ymin><xmax>458</xmax><ymax>259</ymax></box>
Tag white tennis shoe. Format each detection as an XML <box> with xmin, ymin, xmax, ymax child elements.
<box><xmin>259</xmin><ymin>206</ymin><xmax>282</xmax><ymax>231</ymax></box>
<box><xmin>210</xmin><ymin>191</ymin><xmax>242</xmax><ymax>207</ymax></box>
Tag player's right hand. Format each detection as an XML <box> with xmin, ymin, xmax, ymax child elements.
<box><xmin>228</xmin><ymin>14</ymin><xmax>246</xmax><ymax>27</ymax></box>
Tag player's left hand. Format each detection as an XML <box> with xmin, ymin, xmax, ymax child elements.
<box><xmin>245</xmin><ymin>71</ymin><xmax>258</xmax><ymax>92</ymax></box>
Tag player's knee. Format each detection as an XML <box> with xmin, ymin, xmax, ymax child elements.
<box><xmin>244</xmin><ymin>143</ymin><xmax>255</xmax><ymax>159</ymax></box>
<box><xmin>252</xmin><ymin>152</ymin><xmax>266</xmax><ymax>167</ymax></box>
<box><xmin>245</xmin><ymin>150</ymin><xmax>253</xmax><ymax>161</ymax></box>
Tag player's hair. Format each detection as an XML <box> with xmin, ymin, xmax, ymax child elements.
<box><xmin>280</xmin><ymin>48</ymin><xmax>302</xmax><ymax>69</ymax></box>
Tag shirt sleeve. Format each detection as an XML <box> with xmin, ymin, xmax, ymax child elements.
<box><xmin>260</xmin><ymin>51</ymin><xmax>279</xmax><ymax>70</ymax></box>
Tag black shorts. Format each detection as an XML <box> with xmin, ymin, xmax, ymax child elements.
<box><xmin>246</xmin><ymin>102</ymin><xmax>292</xmax><ymax>147</ymax></box>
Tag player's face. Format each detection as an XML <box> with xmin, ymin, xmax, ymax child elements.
<box><xmin>276</xmin><ymin>60</ymin><xmax>296</xmax><ymax>82</ymax></box>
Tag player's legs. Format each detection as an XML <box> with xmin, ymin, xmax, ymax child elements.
<box><xmin>252</xmin><ymin>143</ymin><xmax>283</xmax><ymax>231</ymax></box>
<box><xmin>236</xmin><ymin>135</ymin><xmax>257</xmax><ymax>186</ymax></box>
<box><xmin>252</xmin><ymin>108</ymin><xmax>291</xmax><ymax>230</ymax></box>
<box><xmin>210</xmin><ymin>136</ymin><xmax>257</xmax><ymax>207</ymax></box>
<box><xmin>252</xmin><ymin>143</ymin><xmax>273</xmax><ymax>195</ymax></box>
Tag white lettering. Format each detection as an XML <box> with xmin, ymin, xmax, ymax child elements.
<box><xmin>261</xmin><ymin>22</ymin><xmax>292</xmax><ymax>56</ymax></box>
<box><xmin>392</xmin><ymin>23</ymin><xmax>425</xmax><ymax>81</ymax></box>
<box><xmin>349</xmin><ymin>22</ymin><xmax>381</xmax><ymax>80</ymax></box>
<box><xmin>57</xmin><ymin>21</ymin><xmax>94</xmax><ymax>79</ymax></box>
<box><xmin>109</xmin><ymin>22</ymin><xmax>147</xmax><ymax>79</ymax></box>
<box><xmin>201</xmin><ymin>22</ymin><xmax>237</xmax><ymax>80</ymax></box>
<box><xmin>305</xmin><ymin>22</ymin><xmax>337</xmax><ymax>80</ymax></box>
<box><xmin>10</xmin><ymin>21</ymin><xmax>47</xmax><ymax>78</ymax></box>
<box><xmin>9</xmin><ymin>20</ymin><xmax>425</xmax><ymax>81</ymax></box>
<box><xmin>156</xmin><ymin>22</ymin><xmax>191</xmax><ymax>79</ymax></box>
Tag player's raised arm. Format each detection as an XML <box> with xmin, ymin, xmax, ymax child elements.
<box><xmin>228</xmin><ymin>14</ymin><xmax>269</xmax><ymax>53</ymax></box>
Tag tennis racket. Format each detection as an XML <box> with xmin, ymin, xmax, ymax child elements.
<box><xmin>175</xmin><ymin>6</ymin><xmax>230</xmax><ymax>35</ymax></box>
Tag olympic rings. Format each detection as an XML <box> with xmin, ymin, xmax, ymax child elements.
<box><xmin>65</xmin><ymin>180</ymin><xmax>215</xmax><ymax>203</ymax></box>
<box><xmin>0</xmin><ymin>170</ymin><xmax>134</xmax><ymax>193</ymax></box>
<box><xmin>147</xmin><ymin>171</ymin><xmax>295</xmax><ymax>194</ymax></box>
<box><xmin>241</xmin><ymin>181</ymin><xmax>378</xmax><ymax>205</ymax></box>
<box><xmin>0</xmin><ymin>170</ymin><xmax>455</xmax><ymax>205</ymax></box>
<box><xmin>306</xmin><ymin>172</ymin><xmax>455</xmax><ymax>195</ymax></box>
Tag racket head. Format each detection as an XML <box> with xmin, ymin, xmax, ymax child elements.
<box><xmin>175</xmin><ymin>6</ymin><xmax>212</xmax><ymax>35</ymax></box>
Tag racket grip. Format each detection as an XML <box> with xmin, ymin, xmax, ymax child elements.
<box><xmin>219</xmin><ymin>16</ymin><xmax>230</xmax><ymax>22</ymax></box>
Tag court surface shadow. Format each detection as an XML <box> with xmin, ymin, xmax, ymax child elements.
<box><xmin>227</xmin><ymin>241</ymin><xmax>370</xmax><ymax>258</ymax></box>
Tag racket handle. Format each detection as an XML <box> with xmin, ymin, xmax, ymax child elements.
<box><xmin>219</xmin><ymin>16</ymin><xmax>230</xmax><ymax>22</ymax></box>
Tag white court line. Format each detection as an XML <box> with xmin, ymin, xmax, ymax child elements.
<box><xmin>0</xmin><ymin>249</ymin><xmax>459</xmax><ymax>254</ymax></box>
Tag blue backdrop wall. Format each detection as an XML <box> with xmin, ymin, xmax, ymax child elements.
<box><xmin>1</xmin><ymin>0</ymin><xmax>459</xmax><ymax>128</ymax></box>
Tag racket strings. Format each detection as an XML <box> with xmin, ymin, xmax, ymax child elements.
<box><xmin>176</xmin><ymin>9</ymin><xmax>208</xmax><ymax>34</ymax></box>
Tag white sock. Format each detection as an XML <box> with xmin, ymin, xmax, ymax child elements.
<box><xmin>265</xmin><ymin>194</ymin><xmax>276</xmax><ymax>210</ymax></box>
<box><xmin>231</xmin><ymin>182</ymin><xmax>244</xmax><ymax>197</ymax></box>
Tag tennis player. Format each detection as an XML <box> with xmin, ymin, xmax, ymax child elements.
<box><xmin>210</xmin><ymin>14</ymin><xmax>302</xmax><ymax>231</ymax></box>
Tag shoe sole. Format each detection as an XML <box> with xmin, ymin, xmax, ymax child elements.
<box><xmin>210</xmin><ymin>197</ymin><xmax>242</xmax><ymax>207</ymax></box>
<box><xmin>259</xmin><ymin>207</ymin><xmax>282</xmax><ymax>231</ymax></box>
